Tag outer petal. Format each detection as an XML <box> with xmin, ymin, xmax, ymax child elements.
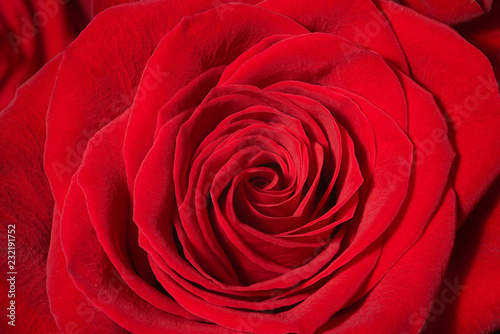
<box><xmin>44</xmin><ymin>0</ymin><xmax>283</xmax><ymax>210</ymax></box>
<box><xmin>426</xmin><ymin>178</ymin><xmax>500</xmax><ymax>334</ymax></box>
<box><xmin>90</xmin><ymin>0</ymin><xmax>137</xmax><ymax>17</ymax></box>
<box><xmin>258</xmin><ymin>0</ymin><xmax>409</xmax><ymax>72</ymax></box>
<box><xmin>44</xmin><ymin>1</ymin><xmax>181</xmax><ymax>208</ymax></box>
<box><xmin>319</xmin><ymin>188</ymin><xmax>457</xmax><ymax>333</ymax></box>
<box><xmin>89</xmin><ymin>0</ymin><xmax>262</xmax><ymax>18</ymax></box>
<box><xmin>58</xmin><ymin>112</ymin><xmax>236</xmax><ymax>333</ymax></box>
<box><xmin>395</xmin><ymin>0</ymin><xmax>493</xmax><ymax>25</ymax></box>
<box><xmin>0</xmin><ymin>57</ymin><xmax>61</xmax><ymax>334</ymax></box>
<box><xmin>123</xmin><ymin>3</ymin><xmax>308</xmax><ymax>191</ymax></box>
<box><xmin>380</xmin><ymin>0</ymin><xmax>500</xmax><ymax>223</ymax></box>
<box><xmin>47</xmin><ymin>211</ymin><xmax>127</xmax><ymax>333</ymax></box>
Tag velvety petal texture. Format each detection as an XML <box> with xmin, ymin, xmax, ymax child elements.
<box><xmin>0</xmin><ymin>57</ymin><xmax>62</xmax><ymax>334</ymax></box>
<box><xmin>1</xmin><ymin>0</ymin><xmax>499</xmax><ymax>333</ymax></box>
<box><xmin>426</xmin><ymin>178</ymin><xmax>500</xmax><ymax>334</ymax></box>
<box><xmin>394</xmin><ymin>0</ymin><xmax>494</xmax><ymax>24</ymax></box>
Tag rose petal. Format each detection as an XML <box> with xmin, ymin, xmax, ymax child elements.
<box><xmin>455</xmin><ymin>0</ymin><xmax>500</xmax><ymax>80</ymax></box>
<box><xmin>123</xmin><ymin>3</ymin><xmax>308</xmax><ymax>192</ymax></box>
<box><xmin>45</xmin><ymin>1</ymin><xmax>180</xmax><ymax>208</ymax></box>
<box><xmin>76</xmin><ymin>112</ymin><xmax>198</xmax><ymax>319</ymax></box>
<box><xmin>47</xmin><ymin>211</ymin><xmax>127</xmax><ymax>333</ymax></box>
<box><xmin>258</xmin><ymin>0</ymin><xmax>409</xmax><ymax>72</ymax></box>
<box><xmin>91</xmin><ymin>0</ymin><xmax>137</xmax><ymax>17</ymax></box>
<box><xmin>221</xmin><ymin>33</ymin><xmax>408</xmax><ymax>129</ymax></box>
<box><xmin>265</xmin><ymin>82</ymin><xmax>413</xmax><ymax>272</ymax></box>
<box><xmin>396</xmin><ymin>0</ymin><xmax>493</xmax><ymax>25</ymax></box>
<box><xmin>379</xmin><ymin>0</ymin><xmax>500</xmax><ymax>222</ymax></box>
<box><xmin>327</xmin><ymin>68</ymin><xmax>455</xmax><ymax>306</ymax></box>
<box><xmin>58</xmin><ymin>112</ymin><xmax>236</xmax><ymax>333</ymax></box>
<box><xmin>426</xmin><ymin>177</ymin><xmax>500</xmax><ymax>334</ymax></box>
<box><xmin>46</xmin><ymin>0</ymin><xmax>258</xmax><ymax>208</ymax></box>
<box><xmin>319</xmin><ymin>188</ymin><xmax>457</xmax><ymax>333</ymax></box>
<box><xmin>0</xmin><ymin>0</ymin><xmax>88</xmax><ymax>110</ymax></box>
<box><xmin>0</xmin><ymin>57</ymin><xmax>61</xmax><ymax>333</ymax></box>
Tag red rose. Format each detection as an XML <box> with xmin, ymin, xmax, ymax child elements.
<box><xmin>1</xmin><ymin>0</ymin><xmax>499</xmax><ymax>333</ymax></box>
<box><xmin>0</xmin><ymin>0</ymin><xmax>90</xmax><ymax>111</ymax></box>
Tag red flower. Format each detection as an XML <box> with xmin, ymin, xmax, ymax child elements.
<box><xmin>1</xmin><ymin>0</ymin><xmax>499</xmax><ymax>333</ymax></box>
